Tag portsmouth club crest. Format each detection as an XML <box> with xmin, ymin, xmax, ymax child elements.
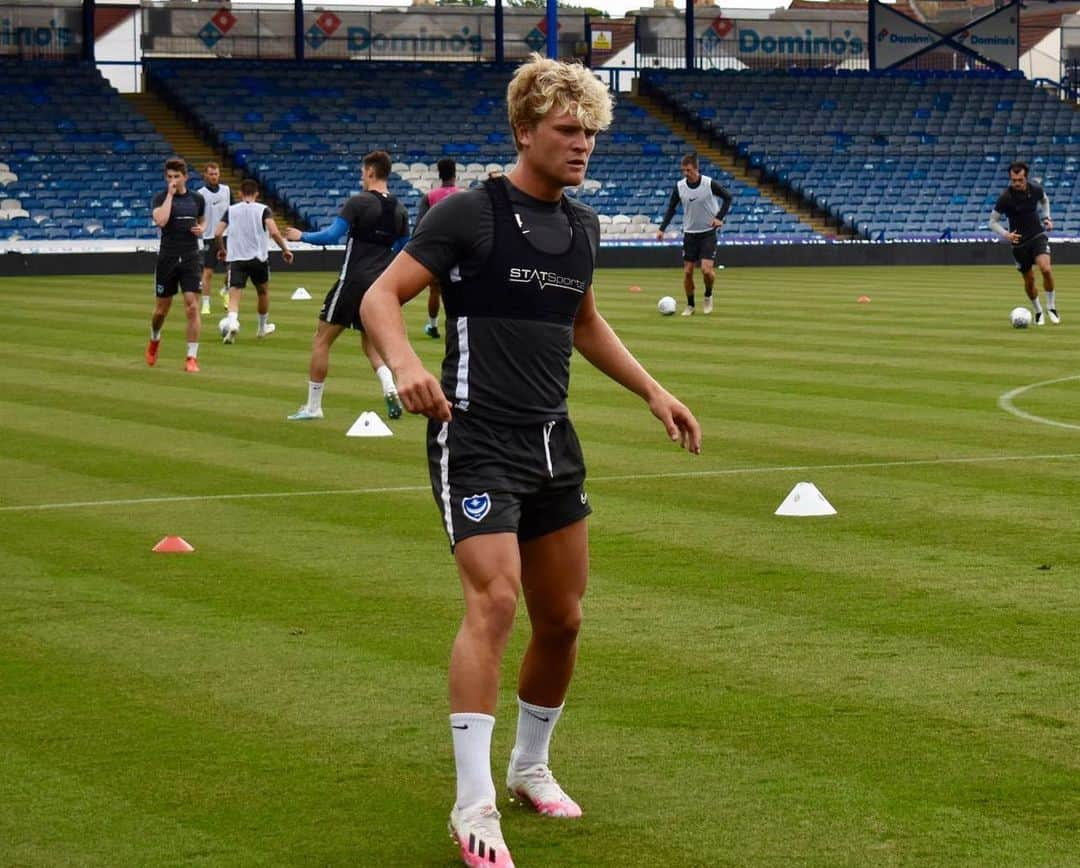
<box><xmin>462</xmin><ymin>493</ymin><xmax>491</xmax><ymax>523</ymax></box>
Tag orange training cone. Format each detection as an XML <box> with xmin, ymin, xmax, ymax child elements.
<box><xmin>857</xmin><ymin>295</ymin><xmax>871</xmax><ymax>304</ymax></box>
<box><xmin>628</xmin><ymin>285</ymin><xmax>642</xmax><ymax>293</ymax></box>
<box><xmin>153</xmin><ymin>535</ymin><xmax>195</xmax><ymax>553</ymax></box>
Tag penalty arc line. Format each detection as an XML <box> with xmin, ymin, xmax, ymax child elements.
<box><xmin>3</xmin><ymin>451</ymin><xmax>1080</xmax><ymax>514</ymax></box>
<box><xmin>998</xmin><ymin>374</ymin><xmax>1080</xmax><ymax>431</ymax></box>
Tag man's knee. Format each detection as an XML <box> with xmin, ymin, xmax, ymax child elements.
<box><xmin>533</xmin><ymin>602</ymin><xmax>582</xmax><ymax>646</ymax></box>
<box><xmin>469</xmin><ymin>579</ymin><xmax>520</xmax><ymax>638</ymax></box>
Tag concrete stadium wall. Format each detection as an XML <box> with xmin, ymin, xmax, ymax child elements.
<box><xmin>2</xmin><ymin>242</ymin><xmax>1079</xmax><ymax>277</ymax></box>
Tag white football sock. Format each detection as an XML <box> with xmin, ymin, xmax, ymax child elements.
<box><xmin>428</xmin><ymin>316</ymin><xmax>438</xmax><ymax>328</ymax></box>
<box><xmin>150</xmin><ymin>328</ymin><xmax>162</xmax><ymax>341</ymax></box>
<box><xmin>376</xmin><ymin>364</ymin><xmax>396</xmax><ymax>394</ymax></box>
<box><xmin>510</xmin><ymin>697</ymin><xmax>563</xmax><ymax>770</ymax></box>
<box><xmin>258</xmin><ymin>313</ymin><xmax>269</xmax><ymax>329</ymax></box>
<box><xmin>227</xmin><ymin>312</ymin><xmax>239</xmax><ymax>329</ymax></box>
<box><xmin>1046</xmin><ymin>291</ymin><xmax>1056</xmax><ymax>310</ymax></box>
<box><xmin>1032</xmin><ymin>297</ymin><xmax>1044</xmax><ymax>314</ymax></box>
<box><xmin>451</xmin><ymin>712</ymin><xmax>496</xmax><ymax>809</ymax></box>
<box><xmin>307</xmin><ymin>380</ymin><xmax>324</xmax><ymax>411</ymax></box>
<box><xmin>186</xmin><ymin>342</ymin><xmax>199</xmax><ymax>358</ymax></box>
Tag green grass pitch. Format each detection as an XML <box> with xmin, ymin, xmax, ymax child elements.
<box><xmin>1</xmin><ymin>264</ymin><xmax>1078</xmax><ymax>866</ymax></box>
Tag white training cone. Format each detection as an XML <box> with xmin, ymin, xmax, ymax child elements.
<box><xmin>774</xmin><ymin>482</ymin><xmax>836</xmax><ymax>517</ymax></box>
<box><xmin>291</xmin><ymin>287</ymin><xmax>312</xmax><ymax>300</ymax></box>
<box><xmin>346</xmin><ymin>411</ymin><xmax>393</xmax><ymax>438</ymax></box>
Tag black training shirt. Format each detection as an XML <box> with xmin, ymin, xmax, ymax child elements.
<box><xmin>405</xmin><ymin>179</ymin><xmax>600</xmax><ymax>424</ymax></box>
<box><xmin>151</xmin><ymin>189</ymin><xmax>205</xmax><ymax>259</ymax></box>
<box><xmin>405</xmin><ymin>182</ymin><xmax>600</xmax><ymax>280</ymax></box>
<box><xmin>994</xmin><ymin>182</ymin><xmax>1047</xmax><ymax>245</ymax></box>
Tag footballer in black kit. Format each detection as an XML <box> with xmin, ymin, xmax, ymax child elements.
<box><xmin>994</xmin><ymin>178</ymin><xmax>1050</xmax><ymax>273</ymax></box>
<box><xmin>405</xmin><ymin>177</ymin><xmax>600</xmax><ymax>548</ymax></box>
<box><xmin>321</xmin><ymin>190</ymin><xmax>408</xmax><ymax>330</ymax></box>
<box><xmin>989</xmin><ymin>160</ymin><xmax>1059</xmax><ymax>325</ymax></box>
<box><xmin>152</xmin><ymin>186</ymin><xmax>205</xmax><ymax>297</ymax></box>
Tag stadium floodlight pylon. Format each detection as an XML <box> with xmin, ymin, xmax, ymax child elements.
<box><xmin>290</xmin><ymin>287</ymin><xmax>312</xmax><ymax>300</ymax></box>
<box><xmin>152</xmin><ymin>535</ymin><xmax>195</xmax><ymax>552</ymax></box>
<box><xmin>346</xmin><ymin>411</ymin><xmax>393</xmax><ymax>437</ymax></box>
<box><xmin>774</xmin><ymin>482</ymin><xmax>836</xmax><ymax>517</ymax></box>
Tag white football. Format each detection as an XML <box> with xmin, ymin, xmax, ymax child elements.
<box><xmin>1010</xmin><ymin>306</ymin><xmax>1032</xmax><ymax>329</ymax></box>
<box><xmin>218</xmin><ymin>316</ymin><xmax>239</xmax><ymax>336</ymax></box>
<box><xmin>657</xmin><ymin>296</ymin><xmax>677</xmax><ymax>316</ymax></box>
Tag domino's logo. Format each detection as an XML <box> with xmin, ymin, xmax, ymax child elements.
<box><xmin>710</xmin><ymin>16</ymin><xmax>734</xmax><ymax>38</ymax></box>
<box><xmin>306</xmin><ymin>10</ymin><xmax>341</xmax><ymax>50</ymax></box>
<box><xmin>524</xmin><ymin>27</ymin><xmax>545</xmax><ymax>52</ymax></box>
<box><xmin>462</xmin><ymin>493</ymin><xmax>491</xmax><ymax>523</ymax></box>
<box><xmin>199</xmin><ymin>7</ymin><xmax>236</xmax><ymax>48</ymax></box>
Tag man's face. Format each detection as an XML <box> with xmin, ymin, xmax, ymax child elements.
<box><xmin>517</xmin><ymin>108</ymin><xmax>596</xmax><ymax>189</ymax></box>
<box><xmin>1009</xmin><ymin>169</ymin><xmax>1028</xmax><ymax>192</ymax></box>
<box><xmin>681</xmin><ymin>163</ymin><xmax>701</xmax><ymax>184</ymax></box>
<box><xmin>165</xmin><ymin>169</ymin><xmax>187</xmax><ymax>193</ymax></box>
<box><xmin>204</xmin><ymin>166</ymin><xmax>220</xmax><ymax>186</ymax></box>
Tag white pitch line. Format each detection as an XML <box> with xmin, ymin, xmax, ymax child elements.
<box><xmin>998</xmin><ymin>375</ymin><xmax>1080</xmax><ymax>431</ymax></box>
<box><xmin>3</xmin><ymin>452</ymin><xmax>1080</xmax><ymax>514</ymax></box>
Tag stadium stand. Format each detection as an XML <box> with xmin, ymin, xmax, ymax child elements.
<box><xmin>642</xmin><ymin>68</ymin><xmax>1080</xmax><ymax>241</ymax></box>
<box><xmin>0</xmin><ymin>59</ymin><xmax>189</xmax><ymax>242</ymax></box>
<box><xmin>145</xmin><ymin>60</ymin><xmax>821</xmax><ymax>244</ymax></box>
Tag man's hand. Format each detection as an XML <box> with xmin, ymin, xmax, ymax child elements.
<box><xmin>282</xmin><ymin>249</ymin><xmax>294</xmax><ymax>264</ymax></box>
<box><xmin>648</xmin><ymin>390</ymin><xmax>701</xmax><ymax>455</ymax></box>
<box><xmin>394</xmin><ymin>360</ymin><xmax>452</xmax><ymax>422</ymax></box>
<box><xmin>1043</xmin><ymin>217</ymin><xmax>1054</xmax><ymax>231</ymax></box>
<box><xmin>285</xmin><ymin>227</ymin><xmax>302</xmax><ymax>242</ymax></box>
<box><xmin>711</xmin><ymin>218</ymin><xmax>725</xmax><ymax>229</ymax></box>
<box><xmin>1007</xmin><ymin>230</ymin><xmax>1021</xmax><ymax>244</ymax></box>
<box><xmin>655</xmin><ymin>229</ymin><xmax>665</xmax><ymax>241</ymax></box>
<box><xmin>216</xmin><ymin>246</ymin><xmax>226</xmax><ymax>261</ymax></box>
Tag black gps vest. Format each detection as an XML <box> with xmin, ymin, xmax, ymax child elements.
<box><xmin>440</xmin><ymin>178</ymin><xmax>595</xmax><ymax>425</ymax></box>
<box><xmin>350</xmin><ymin>190</ymin><xmax>399</xmax><ymax>246</ymax></box>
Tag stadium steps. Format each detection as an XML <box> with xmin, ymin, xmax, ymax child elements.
<box><xmin>121</xmin><ymin>92</ymin><xmax>289</xmax><ymax>233</ymax></box>
<box><xmin>627</xmin><ymin>93</ymin><xmax>847</xmax><ymax>240</ymax></box>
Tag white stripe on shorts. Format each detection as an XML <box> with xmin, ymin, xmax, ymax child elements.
<box><xmin>437</xmin><ymin>421</ymin><xmax>454</xmax><ymax>545</ymax></box>
<box><xmin>454</xmin><ymin>317</ymin><xmax>470</xmax><ymax>406</ymax></box>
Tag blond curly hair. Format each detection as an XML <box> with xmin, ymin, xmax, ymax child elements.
<box><xmin>506</xmin><ymin>54</ymin><xmax>613</xmax><ymax>151</ymax></box>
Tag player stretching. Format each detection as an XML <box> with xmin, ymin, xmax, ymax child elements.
<box><xmin>989</xmin><ymin>161</ymin><xmax>1060</xmax><ymax>325</ymax></box>
<box><xmin>284</xmin><ymin>150</ymin><xmax>409</xmax><ymax>421</ymax></box>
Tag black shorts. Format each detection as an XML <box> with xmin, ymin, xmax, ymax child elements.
<box><xmin>426</xmin><ymin>413</ymin><xmax>591</xmax><ymax>551</ymax></box>
<box><xmin>154</xmin><ymin>253</ymin><xmax>202</xmax><ymax>297</ymax></box>
<box><xmin>320</xmin><ymin>278</ymin><xmax>369</xmax><ymax>331</ymax></box>
<box><xmin>682</xmin><ymin>229</ymin><xmax>718</xmax><ymax>263</ymax></box>
<box><xmin>199</xmin><ymin>240</ymin><xmax>225</xmax><ymax>272</ymax></box>
<box><xmin>1012</xmin><ymin>236</ymin><xmax>1051</xmax><ymax>273</ymax></box>
<box><xmin>227</xmin><ymin>258</ymin><xmax>270</xmax><ymax>289</ymax></box>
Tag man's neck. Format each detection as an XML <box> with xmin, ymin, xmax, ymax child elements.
<box><xmin>506</xmin><ymin>166</ymin><xmax>562</xmax><ymax>203</ymax></box>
